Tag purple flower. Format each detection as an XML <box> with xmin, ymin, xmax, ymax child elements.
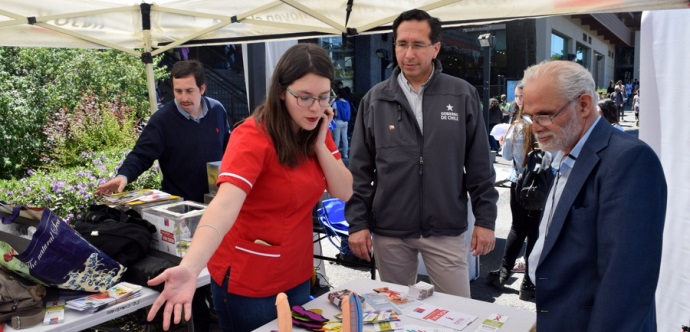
<box><xmin>51</xmin><ymin>181</ymin><xmax>66</xmax><ymax>192</ymax></box>
<box><xmin>45</xmin><ymin>195</ymin><xmax>51</xmax><ymax>201</ymax></box>
<box><xmin>27</xmin><ymin>169</ymin><xmax>35</xmax><ymax>175</ymax></box>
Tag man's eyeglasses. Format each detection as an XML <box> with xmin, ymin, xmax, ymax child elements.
<box><xmin>394</xmin><ymin>41</ymin><xmax>435</xmax><ymax>51</ymax></box>
<box><xmin>522</xmin><ymin>95</ymin><xmax>581</xmax><ymax>126</ymax></box>
<box><xmin>286</xmin><ymin>87</ymin><xmax>335</xmax><ymax>108</ymax></box>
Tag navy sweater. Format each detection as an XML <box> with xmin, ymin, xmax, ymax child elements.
<box><xmin>117</xmin><ymin>97</ymin><xmax>230</xmax><ymax>202</ymax></box>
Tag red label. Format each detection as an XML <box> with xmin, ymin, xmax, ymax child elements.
<box><xmin>161</xmin><ymin>230</ymin><xmax>175</xmax><ymax>244</ymax></box>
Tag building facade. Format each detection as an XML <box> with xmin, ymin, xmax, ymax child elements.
<box><xmin>331</xmin><ymin>13</ymin><xmax>641</xmax><ymax>103</ymax></box>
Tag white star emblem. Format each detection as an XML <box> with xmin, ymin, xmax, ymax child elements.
<box><xmin>446</xmin><ymin>104</ymin><xmax>453</xmax><ymax>111</ymax></box>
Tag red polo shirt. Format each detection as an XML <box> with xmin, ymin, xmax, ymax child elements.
<box><xmin>210</xmin><ymin>116</ymin><xmax>340</xmax><ymax>297</ymax></box>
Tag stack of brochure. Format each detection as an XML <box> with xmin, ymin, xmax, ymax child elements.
<box><xmin>101</xmin><ymin>189</ymin><xmax>175</xmax><ymax>205</ymax></box>
<box><xmin>66</xmin><ymin>282</ymin><xmax>142</xmax><ymax>313</ymax></box>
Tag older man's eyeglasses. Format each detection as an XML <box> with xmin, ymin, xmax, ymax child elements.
<box><xmin>522</xmin><ymin>95</ymin><xmax>581</xmax><ymax>126</ymax></box>
<box><xmin>286</xmin><ymin>87</ymin><xmax>334</xmax><ymax>108</ymax></box>
<box><xmin>394</xmin><ymin>41</ymin><xmax>435</xmax><ymax>51</ymax></box>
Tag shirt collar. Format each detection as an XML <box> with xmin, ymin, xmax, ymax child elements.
<box><xmin>554</xmin><ymin>116</ymin><xmax>601</xmax><ymax>174</ymax></box>
<box><xmin>397</xmin><ymin>63</ymin><xmax>435</xmax><ymax>93</ymax></box>
<box><xmin>175</xmin><ymin>98</ymin><xmax>208</xmax><ymax>122</ymax></box>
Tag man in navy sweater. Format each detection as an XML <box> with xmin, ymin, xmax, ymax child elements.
<box><xmin>96</xmin><ymin>60</ymin><xmax>230</xmax><ymax>203</ymax></box>
<box><xmin>96</xmin><ymin>60</ymin><xmax>229</xmax><ymax>332</ymax></box>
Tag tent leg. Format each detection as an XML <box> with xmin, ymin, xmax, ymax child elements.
<box><xmin>146</xmin><ymin>62</ymin><xmax>158</xmax><ymax>113</ymax></box>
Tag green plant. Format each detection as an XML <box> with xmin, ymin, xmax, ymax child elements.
<box><xmin>0</xmin><ymin>47</ymin><xmax>167</xmax><ymax>180</ymax></box>
<box><xmin>0</xmin><ymin>149</ymin><xmax>161</xmax><ymax>224</ymax></box>
<box><xmin>42</xmin><ymin>94</ymin><xmax>139</xmax><ymax>168</ymax></box>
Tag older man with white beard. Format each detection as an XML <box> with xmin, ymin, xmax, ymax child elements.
<box><xmin>521</xmin><ymin>60</ymin><xmax>667</xmax><ymax>332</ymax></box>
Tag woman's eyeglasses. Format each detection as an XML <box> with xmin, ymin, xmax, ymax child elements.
<box><xmin>286</xmin><ymin>88</ymin><xmax>334</xmax><ymax>108</ymax></box>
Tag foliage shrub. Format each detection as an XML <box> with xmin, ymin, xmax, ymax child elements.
<box><xmin>0</xmin><ymin>149</ymin><xmax>161</xmax><ymax>224</ymax></box>
<box><xmin>0</xmin><ymin>47</ymin><xmax>167</xmax><ymax>180</ymax></box>
<box><xmin>42</xmin><ymin>94</ymin><xmax>139</xmax><ymax>168</ymax></box>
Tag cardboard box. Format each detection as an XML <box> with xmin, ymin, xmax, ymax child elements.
<box><xmin>203</xmin><ymin>193</ymin><xmax>215</xmax><ymax>204</ymax></box>
<box><xmin>142</xmin><ymin>201</ymin><xmax>207</xmax><ymax>257</ymax></box>
<box><xmin>206</xmin><ymin>161</ymin><xmax>221</xmax><ymax>194</ymax></box>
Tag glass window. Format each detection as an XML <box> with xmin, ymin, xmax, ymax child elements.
<box><xmin>551</xmin><ymin>33</ymin><xmax>567</xmax><ymax>60</ymax></box>
<box><xmin>576</xmin><ymin>43</ymin><xmax>590</xmax><ymax>68</ymax></box>
<box><xmin>318</xmin><ymin>37</ymin><xmax>354</xmax><ymax>90</ymax></box>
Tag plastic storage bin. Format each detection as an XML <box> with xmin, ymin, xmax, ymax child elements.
<box><xmin>142</xmin><ymin>201</ymin><xmax>207</xmax><ymax>257</ymax></box>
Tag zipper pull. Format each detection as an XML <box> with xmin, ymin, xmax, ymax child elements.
<box><xmin>419</xmin><ymin>156</ymin><xmax>424</xmax><ymax>175</ymax></box>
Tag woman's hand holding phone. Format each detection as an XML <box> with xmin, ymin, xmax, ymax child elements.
<box><xmin>316</xmin><ymin>106</ymin><xmax>334</xmax><ymax>148</ymax></box>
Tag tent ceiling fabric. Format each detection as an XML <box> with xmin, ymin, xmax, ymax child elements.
<box><xmin>2</xmin><ymin>0</ymin><xmax>688</xmax><ymax>114</ymax></box>
<box><xmin>1</xmin><ymin>0</ymin><xmax>689</xmax><ymax>55</ymax></box>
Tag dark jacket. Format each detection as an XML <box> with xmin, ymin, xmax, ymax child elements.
<box><xmin>346</xmin><ymin>60</ymin><xmax>498</xmax><ymax>238</ymax></box>
<box><xmin>117</xmin><ymin>97</ymin><xmax>230</xmax><ymax>202</ymax></box>
<box><xmin>533</xmin><ymin>119</ymin><xmax>666</xmax><ymax>331</ymax></box>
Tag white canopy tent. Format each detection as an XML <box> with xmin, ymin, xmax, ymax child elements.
<box><xmin>2</xmin><ymin>1</ymin><xmax>690</xmax><ymax>329</ymax></box>
<box><xmin>1</xmin><ymin>0</ymin><xmax>689</xmax><ymax>111</ymax></box>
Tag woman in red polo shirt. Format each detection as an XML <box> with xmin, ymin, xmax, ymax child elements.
<box><xmin>147</xmin><ymin>43</ymin><xmax>353</xmax><ymax>331</ymax></box>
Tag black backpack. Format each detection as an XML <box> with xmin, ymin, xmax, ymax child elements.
<box><xmin>514</xmin><ymin>149</ymin><xmax>554</xmax><ymax>211</ymax></box>
<box><xmin>75</xmin><ymin>205</ymin><xmax>156</xmax><ymax>266</ymax></box>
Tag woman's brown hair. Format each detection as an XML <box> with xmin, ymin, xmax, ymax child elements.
<box><xmin>515</xmin><ymin>106</ymin><xmax>535</xmax><ymax>168</ymax></box>
<box><xmin>253</xmin><ymin>43</ymin><xmax>334</xmax><ymax>168</ymax></box>
<box><xmin>511</xmin><ymin>82</ymin><xmax>535</xmax><ymax>168</ymax></box>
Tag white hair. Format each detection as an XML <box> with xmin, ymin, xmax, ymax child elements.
<box><xmin>522</xmin><ymin>60</ymin><xmax>598</xmax><ymax>106</ymax></box>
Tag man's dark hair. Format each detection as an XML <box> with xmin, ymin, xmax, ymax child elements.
<box><xmin>392</xmin><ymin>9</ymin><xmax>443</xmax><ymax>43</ymax></box>
<box><xmin>598</xmin><ymin>98</ymin><xmax>619</xmax><ymax>125</ymax></box>
<box><xmin>171</xmin><ymin>60</ymin><xmax>206</xmax><ymax>88</ymax></box>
